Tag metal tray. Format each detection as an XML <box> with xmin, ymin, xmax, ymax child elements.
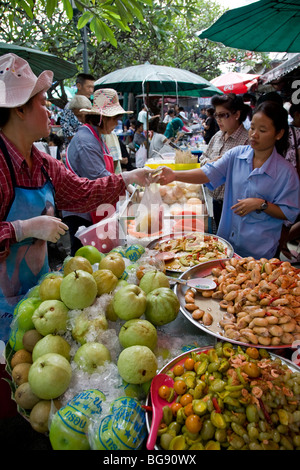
<box><xmin>145</xmin><ymin>345</ymin><xmax>300</xmax><ymax>449</ymax></box>
<box><xmin>147</xmin><ymin>232</ymin><xmax>234</xmax><ymax>274</ymax></box>
<box><xmin>173</xmin><ymin>260</ymin><xmax>297</xmax><ymax>350</ymax></box>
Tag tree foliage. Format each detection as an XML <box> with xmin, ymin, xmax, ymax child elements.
<box><xmin>0</xmin><ymin>0</ymin><xmax>269</xmax><ymax>107</ymax></box>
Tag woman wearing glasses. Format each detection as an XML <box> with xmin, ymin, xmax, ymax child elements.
<box><xmin>158</xmin><ymin>101</ymin><xmax>300</xmax><ymax>260</ymax></box>
<box><xmin>200</xmin><ymin>94</ymin><xmax>250</xmax><ymax>228</ymax></box>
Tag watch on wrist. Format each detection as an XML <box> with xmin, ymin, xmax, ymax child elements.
<box><xmin>256</xmin><ymin>200</ymin><xmax>268</xmax><ymax>214</ymax></box>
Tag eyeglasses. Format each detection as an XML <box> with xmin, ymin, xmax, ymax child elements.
<box><xmin>214</xmin><ymin>112</ymin><xmax>231</xmax><ymax>120</ymax></box>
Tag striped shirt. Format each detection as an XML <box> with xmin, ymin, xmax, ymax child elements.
<box><xmin>0</xmin><ymin>131</ymin><xmax>126</xmax><ymax>262</ymax></box>
<box><xmin>200</xmin><ymin>124</ymin><xmax>250</xmax><ymax>201</ymax></box>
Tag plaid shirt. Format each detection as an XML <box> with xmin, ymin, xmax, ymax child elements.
<box><xmin>0</xmin><ymin>132</ymin><xmax>126</xmax><ymax>262</ymax></box>
<box><xmin>200</xmin><ymin>124</ymin><xmax>250</xmax><ymax>201</ymax></box>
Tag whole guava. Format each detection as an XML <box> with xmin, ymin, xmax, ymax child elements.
<box><xmin>117</xmin><ymin>345</ymin><xmax>157</xmax><ymax>384</ymax></box>
<box><xmin>118</xmin><ymin>319</ymin><xmax>157</xmax><ymax>351</ymax></box>
<box><xmin>92</xmin><ymin>269</ymin><xmax>118</xmax><ymax>295</ymax></box>
<box><xmin>60</xmin><ymin>270</ymin><xmax>97</xmax><ymax>310</ymax></box>
<box><xmin>113</xmin><ymin>284</ymin><xmax>147</xmax><ymax>320</ymax></box>
<box><xmin>145</xmin><ymin>287</ymin><xmax>180</xmax><ymax>326</ymax></box>
<box><xmin>138</xmin><ymin>270</ymin><xmax>170</xmax><ymax>294</ymax></box>
<box><xmin>28</xmin><ymin>353</ymin><xmax>72</xmax><ymax>400</ymax></box>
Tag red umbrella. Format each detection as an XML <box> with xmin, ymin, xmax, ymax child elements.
<box><xmin>211</xmin><ymin>72</ymin><xmax>260</xmax><ymax>94</ymax></box>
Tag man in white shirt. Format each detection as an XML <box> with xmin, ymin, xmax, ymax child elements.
<box><xmin>138</xmin><ymin>104</ymin><xmax>148</xmax><ymax>132</ymax></box>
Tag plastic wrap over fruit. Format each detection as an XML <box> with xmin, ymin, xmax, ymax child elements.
<box><xmin>89</xmin><ymin>396</ymin><xmax>146</xmax><ymax>450</ymax></box>
<box><xmin>125</xmin><ymin>244</ymin><xmax>146</xmax><ymax>262</ymax></box>
<box><xmin>49</xmin><ymin>389</ymin><xmax>106</xmax><ymax>450</ymax></box>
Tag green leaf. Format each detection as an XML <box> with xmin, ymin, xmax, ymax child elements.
<box><xmin>77</xmin><ymin>10</ymin><xmax>93</xmax><ymax>29</ymax></box>
<box><xmin>126</xmin><ymin>0</ymin><xmax>144</xmax><ymax>22</ymax></box>
<box><xmin>19</xmin><ymin>0</ymin><xmax>34</xmax><ymax>18</ymax></box>
<box><xmin>45</xmin><ymin>0</ymin><xmax>57</xmax><ymax>18</ymax></box>
<box><xmin>90</xmin><ymin>17</ymin><xmax>117</xmax><ymax>47</ymax></box>
<box><xmin>114</xmin><ymin>0</ymin><xmax>134</xmax><ymax>24</ymax></box>
<box><xmin>62</xmin><ymin>0</ymin><xmax>74</xmax><ymax>20</ymax></box>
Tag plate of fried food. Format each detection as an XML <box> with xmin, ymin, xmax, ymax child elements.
<box><xmin>174</xmin><ymin>257</ymin><xmax>300</xmax><ymax>349</ymax></box>
<box><xmin>147</xmin><ymin>232</ymin><xmax>234</xmax><ymax>273</ymax></box>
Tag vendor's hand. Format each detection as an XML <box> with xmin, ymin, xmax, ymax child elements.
<box><xmin>122</xmin><ymin>168</ymin><xmax>160</xmax><ymax>187</ymax></box>
<box><xmin>231</xmin><ymin>198</ymin><xmax>264</xmax><ymax>217</ymax></box>
<box><xmin>12</xmin><ymin>216</ymin><xmax>69</xmax><ymax>243</ymax></box>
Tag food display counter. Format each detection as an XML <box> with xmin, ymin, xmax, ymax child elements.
<box><xmin>4</xmin><ymin>151</ymin><xmax>300</xmax><ymax>451</ymax></box>
<box><xmin>4</xmin><ymin>231</ymin><xmax>300</xmax><ymax>451</ymax></box>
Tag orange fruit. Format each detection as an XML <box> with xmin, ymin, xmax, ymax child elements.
<box><xmin>184</xmin><ymin>402</ymin><xmax>194</xmax><ymax>416</ymax></box>
<box><xmin>180</xmin><ymin>393</ymin><xmax>193</xmax><ymax>407</ymax></box>
<box><xmin>185</xmin><ymin>414</ymin><xmax>202</xmax><ymax>433</ymax></box>
<box><xmin>170</xmin><ymin>402</ymin><xmax>182</xmax><ymax>416</ymax></box>
<box><xmin>184</xmin><ymin>357</ymin><xmax>195</xmax><ymax>371</ymax></box>
<box><xmin>173</xmin><ymin>380</ymin><xmax>187</xmax><ymax>395</ymax></box>
<box><xmin>158</xmin><ymin>385</ymin><xmax>171</xmax><ymax>400</ymax></box>
<box><xmin>173</xmin><ymin>364</ymin><xmax>184</xmax><ymax>376</ymax></box>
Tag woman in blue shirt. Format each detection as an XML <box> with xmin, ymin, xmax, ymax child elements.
<box><xmin>164</xmin><ymin>117</ymin><xmax>184</xmax><ymax>139</ymax></box>
<box><xmin>158</xmin><ymin>101</ymin><xmax>300</xmax><ymax>259</ymax></box>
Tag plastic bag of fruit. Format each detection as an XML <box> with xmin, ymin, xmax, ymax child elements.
<box><xmin>134</xmin><ymin>184</ymin><xmax>164</xmax><ymax>235</ymax></box>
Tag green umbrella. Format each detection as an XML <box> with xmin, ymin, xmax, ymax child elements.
<box><xmin>94</xmin><ymin>62</ymin><xmax>222</xmax><ymax>97</ymax></box>
<box><xmin>0</xmin><ymin>43</ymin><xmax>78</xmax><ymax>81</ymax></box>
<box><xmin>198</xmin><ymin>0</ymin><xmax>300</xmax><ymax>53</ymax></box>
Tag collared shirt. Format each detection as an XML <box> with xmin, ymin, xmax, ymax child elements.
<box><xmin>202</xmin><ymin>145</ymin><xmax>300</xmax><ymax>259</ymax></box>
<box><xmin>0</xmin><ymin>131</ymin><xmax>126</xmax><ymax>262</ymax></box>
<box><xmin>200</xmin><ymin>124</ymin><xmax>250</xmax><ymax>200</ymax></box>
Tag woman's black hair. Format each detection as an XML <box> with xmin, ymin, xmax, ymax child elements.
<box><xmin>211</xmin><ymin>93</ymin><xmax>250</xmax><ymax>123</ymax></box>
<box><xmin>253</xmin><ymin>101</ymin><xmax>289</xmax><ymax>156</ymax></box>
<box><xmin>0</xmin><ymin>108</ymin><xmax>10</xmax><ymax>127</ymax></box>
<box><xmin>85</xmin><ymin>113</ymin><xmax>122</xmax><ymax>129</ymax></box>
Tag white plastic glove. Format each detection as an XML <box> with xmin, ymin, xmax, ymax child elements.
<box><xmin>122</xmin><ymin>167</ymin><xmax>162</xmax><ymax>187</ymax></box>
<box><xmin>12</xmin><ymin>216</ymin><xmax>69</xmax><ymax>243</ymax></box>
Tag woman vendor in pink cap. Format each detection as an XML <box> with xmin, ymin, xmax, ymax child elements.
<box><xmin>0</xmin><ymin>54</ymin><xmax>155</xmax><ymax>415</ymax></box>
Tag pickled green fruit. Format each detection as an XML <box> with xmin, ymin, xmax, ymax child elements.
<box><xmin>168</xmin><ymin>421</ymin><xmax>181</xmax><ymax>435</ymax></box>
<box><xmin>209</xmin><ymin>378</ymin><xmax>226</xmax><ymax>393</ymax></box>
<box><xmin>195</xmin><ymin>359</ymin><xmax>208</xmax><ymax>375</ymax></box>
<box><xmin>176</xmin><ymin>407</ymin><xmax>186</xmax><ymax>424</ymax></box>
<box><xmin>246</xmin><ymin>404</ymin><xmax>259</xmax><ymax>423</ymax></box>
<box><xmin>211</xmin><ymin>410</ymin><xmax>226</xmax><ymax>429</ymax></box>
<box><xmin>205</xmin><ymin>440</ymin><xmax>221</xmax><ymax>450</ymax></box>
<box><xmin>185</xmin><ymin>375</ymin><xmax>196</xmax><ymax>388</ymax></box>
<box><xmin>193</xmin><ymin>399</ymin><xmax>207</xmax><ymax>415</ymax></box>
<box><xmin>163</xmin><ymin>406</ymin><xmax>173</xmax><ymax>426</ymax></box>
<box><xmin>160</xmin><ymin>433</ymin><xmax>174</xmax><ymax>450</ymax></box>
<box><xmin>169</xmin><ymin>435</ymin><xmax>188</xmax><ymax>450</ymax></box>
<box><xmin>215</xmin><ymin>428</ymin><xmax>227</xmax><ymax>443</ymax></box>
<box><xmin>228</xmin><ymin>432</ymin><xmax>245</xmax><ymax>449</ymax></box>
<box><xmin>193</xmin><ymin>381</ymin><xmax>206</xmax><ymax>399</ymax></box>
<box><xmin>189</xmin><ymin>442</ymin><xmax>204</xmax><ymax>450</ymax></box>
<box><xmin>278</xmin><ymin>409</ymin><xmax>289</xmax><ymax>426</ymax></box>
<box><xmin>200</xmin><ymin>419</ymin><xmax>215</xmax><ymax>441</ymax></box>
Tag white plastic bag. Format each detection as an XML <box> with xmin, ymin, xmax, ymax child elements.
<box><xmin>135</xmin><ymin>144</ymin><xmax>147</xmax><ymax>168</ymax></box>
<box><xmin>134</xmin><ymin>183</ymin><xmax>164</xmax><ymax>234</ymax></box>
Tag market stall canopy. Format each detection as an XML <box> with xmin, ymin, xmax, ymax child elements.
<box><xmin>260</xmin><ymin>53</ymin><xmax>300</xmax><ymax>83</ymax></box>
<box><xmin>198</xmin><ymin>0</ymin><xmax>300</xmax><ymax>53</ymax></box>
<box><xmin>94</xmin><ymin>62</ymin><xmax>223</xmax><ymax>97</ymax></box>
<box><xmin>0</xmin><ymin>43</ymin><xmax>78</xmax><ymax>82</ymax></box>
<box><xmin>211</xmin><ymin>72</ymin><xmax>260</xmax><ymax>94</ymax></box>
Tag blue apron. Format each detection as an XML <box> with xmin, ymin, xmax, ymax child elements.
<box><xmin>0</xmin><ymin>137</ymin><xmax>55</xmax><ymax>344</ymax></box>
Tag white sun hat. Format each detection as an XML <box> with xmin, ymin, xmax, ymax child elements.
<box><xmin>0</xmin><ymin>53</ymin><xmax>53</xmax><ymax>108</ymax></box>
<box><xmin>80</xmin><ymin>88</ymin><xmax>133</xmax><ymax>116</ymax></box>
